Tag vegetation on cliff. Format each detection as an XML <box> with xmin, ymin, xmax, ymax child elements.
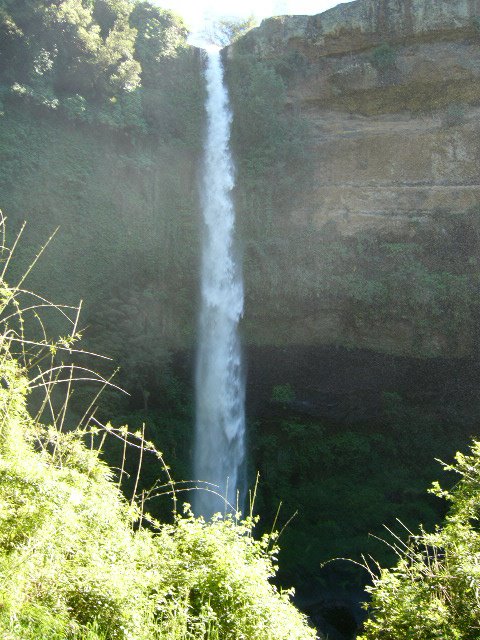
<box><xmin>223</xmin><ymin>34</ymin><xmax>480</xmax><ymax>595</ymax></box>
<box><xmin>0</xmin><ymin>0</ymin><xmax>203</xmax><ymax>408</ymax></box>
<box><xmin>248</xmin><ymin>383</ymin><xmax>472</xmax><ymax>593</ymax></box>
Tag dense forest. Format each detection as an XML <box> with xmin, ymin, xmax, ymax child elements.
<box><xmin>2</xmin><ymin>0</ymin><xmax>480</xmax><ymax>638</ymax></box>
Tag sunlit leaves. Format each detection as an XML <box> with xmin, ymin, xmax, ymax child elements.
<box><xmin>0</xmin><ymin>0</ymin><xmax>188</xmax><ymax>127</ymax></box>
<box><xmin>360</xmin><ymin>441</ymin><xmax>480</xmax><ymax>640</ymax></box>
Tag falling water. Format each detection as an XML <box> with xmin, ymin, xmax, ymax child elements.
<box><xmin>194</xmin><ymin>47</ymin><xmax>246</xmax><ymax>518</ymax></box>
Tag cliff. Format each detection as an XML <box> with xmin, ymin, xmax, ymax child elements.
<box><xmin>236</xmin><ymin>0</ymin><xmax>480</xmax><ymax>58</ymax></box>
<box><xmin>4</xmin><ymin>0</ymin><xmax>479</xmax><ymax>362</ymax></box>
<box><xmin>229</xmin><ymin>0</ymin><xmax>480</xmax><ymax>358</ymax></box>
<box><xmin>224</xmin><ymin>8</ymin><xmax>480</xmax><ymax>622</ymax></box>
<box><xmin>2</xmin><ymin>4</ymin><xmax>480</xmax><ymax>632</ymax></box>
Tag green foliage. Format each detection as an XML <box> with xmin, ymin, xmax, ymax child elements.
<box><xmin>130</xmin><ymin>3</ymin><xmax>188</xmax><ymax>71</ymax></box>
<box><xmin>227</xmin><ymin>51</ymin><xmax>314</xmax><ymax>261</ymax></box>
<box><xmin>243</xmin><ymin>220</ymin><xmax>478</xmax><ymax>354</ymax></box>
<box><xmin>159</xmin><ymin>511</ymin><xmax>316</xmax><ymax>640</ymax></box>
<box><xmin>248</xmin><ymin>381</ymin><xmax>472</xmax><ymax>590</ymax></box>
<box><xmin>229</xmin><ymin>53</ymin><xmax>311</xmax><ymax>186</ymax></box>
<box><xmin>201</xmin><ymin>15</ymin><xmax>257</xmax><ymax>46</ymax></box>
<box><xmin>140</xmin><ymin>47</ymin><xmax>204</xmax><ymax>143</ymax></box>
<box><xmin>271</xmin><ymin>383</ymin><xmax>295</xmax><ymax>404</ymax></box>
<box><xmin>0</xmin><ymin>0</ymin><xmax>191</xmax><ymax>131</ymax></box>
<box><xmin>229</xmin><ymin>54</ymin><xmax>287</xmax><ymax>174</ymax></box>
<box><xmin>273</xmin><ymin>50</ymin><xmax>308</xmax><ymax>84</ymax></box>
<box><xmin>359</xmin><ymin>441</ymin><xmax>480</xmax><ymax>640</ymax></box>
<box><xmin>0</xmin><ymin>104</ymin><xmax>201</xmax><ymax>413</ymax></box>
<box><xmin>0</xmin><ymin>268</ymin><xmax>315</xmax><ymax>640</ymax></box>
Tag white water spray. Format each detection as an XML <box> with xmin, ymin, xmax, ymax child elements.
<box><xmin>194</xmin><ymin>48</ymin><xmax>246</xmax><ymax>518</ymax></box>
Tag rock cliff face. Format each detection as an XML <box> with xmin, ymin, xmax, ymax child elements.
<box><xmin>238</xmin><ymin>0</ymin><xmax>480</xmax><ymax>58</ymax></box>
<box><xmin>229</xmin><ymin>0</ymin><xmax>480</xmax><ymax>358</ymax></box>
<box><xmin>225</xmin><ymin>10</ymin><xmax>480</xmax><ymax>627</ymax></box>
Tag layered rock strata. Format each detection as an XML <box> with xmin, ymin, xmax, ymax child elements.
<box><xmin>230</xmin><ymin>0</ymin><xmax>480</xmax><ymax>357</ymax></box>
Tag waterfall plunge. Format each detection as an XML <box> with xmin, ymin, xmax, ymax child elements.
<box><xmin>193</xmin><ymin>48</ymin><xmax>246</xmax><ymax>518</ymax></box>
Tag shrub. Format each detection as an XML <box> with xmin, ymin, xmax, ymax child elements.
<box><xmin>359</xmin><ymin>440</ymin><xmax>480</xmax><ymax>639</ymax></box>
<box><xmin>271</xmin><ymin>383</ymin><xmax>295</xmax><ymax>404</ymax></box>
<box><xmin>0</xmin><ymin>221</ymin><xmax>316</xmax><ymax>640</ymax></box>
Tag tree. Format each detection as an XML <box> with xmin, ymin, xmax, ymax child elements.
<box><xmin>130</xmin><ymin>1</ymin><xmax>188</xmax><ymax>75</ymax></box>
<box><xmin>200</xmin><ymin>15</ymin><xmax>257</xmax><ymax>47</ymax></box>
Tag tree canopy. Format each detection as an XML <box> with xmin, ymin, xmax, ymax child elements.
<box><xmin>0</xmin><ymin>0</ymin><xmax>190</xmax><ymax>129</ymax></box>
<box><xmin>199</xmin><ymin>15</ymin><xmax>257</xmax><ymax>47</ymax></box>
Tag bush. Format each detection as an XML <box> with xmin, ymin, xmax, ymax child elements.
<box><xmin>0</xmin><ymin>0</ymin><xmax>191</xmax><ymax>132</ymax></box>
<box><xmin>359</xmin><ymin>440</ymin><xmax>480</xmax><ymax>639</ymax></box>
<box><xmin>0</xmin><ymin>223</ymin><xmax>315</xmax><ymax>640</ymax></box>
<box><xmin>271</xmin><ymin>383</ymin><xmax>295</xmax><ymax>404</ymax></box>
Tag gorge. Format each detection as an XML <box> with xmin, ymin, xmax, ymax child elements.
<box><xmin>1</xmin><ymin>0</ymin><xmax>480</xmax><ymax>637</ymax></box>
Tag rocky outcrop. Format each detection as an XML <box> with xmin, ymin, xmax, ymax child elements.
<box><xmin>229</xmin><ymin>0</ymin><xmax>480</xmax><ymax>358</ymax></box>
<box><xmin>235</xmin><ymin>0</ymin><xmax>480</xmax><ymax>59</ymax></box>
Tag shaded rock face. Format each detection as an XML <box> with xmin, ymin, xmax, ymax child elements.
<box><xmin>230</xmin><ymin>0</ymin><xmax>480</xmax><ymax>358</ymax></box>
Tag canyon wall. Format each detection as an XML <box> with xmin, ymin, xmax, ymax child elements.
<box><xmin>230</xmin><ymin>0</ymin><xmax>480</xmax><ymax>358</ymax></box>
<box><xmin>2</xmin><ymin>5</ymin><xmax>480</xmax><ymax>630</ymax></box>
<box><xmin>225</xmin><ymin>8</ymin><xmax>480</xmax><ymax>619</ymax></box>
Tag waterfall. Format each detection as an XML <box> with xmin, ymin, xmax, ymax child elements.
<box><xmin>193</xmin><ymin>47</ymin><xmax>246</xmax><ymax>518</ymax></box>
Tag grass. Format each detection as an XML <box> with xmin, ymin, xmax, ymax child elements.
<box><xmin>0</xmin><ymin>215</ymin><xmax>317</xmax><ymax>640</ymax></box>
